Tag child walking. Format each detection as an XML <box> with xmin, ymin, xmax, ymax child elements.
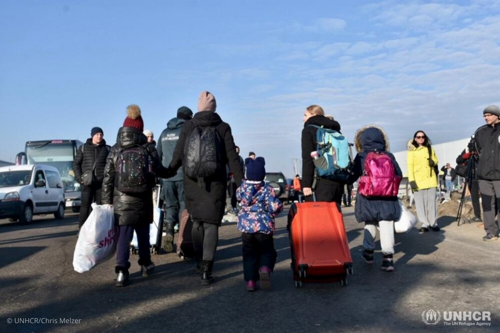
<box><xmin>350</xmin><ymin>125</ymin><xmax>403</xmax><ymax>272</ymax></box>
<box><xmin>236</xmin><ymin>157</ymin><xmax>283</xmax><ymax>291</ymax></box>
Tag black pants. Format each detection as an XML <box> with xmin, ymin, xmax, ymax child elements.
<box><xmin>192</xmin><ymin>221</ymin><xmax>219</xmax><ymax>262</ymax></box>
<box><xmin>116</xmin><ymin>224</ymin><xmax>151</xmax><ymax>271</ymax></box>
<box><xmin>227</xmin><ymin>181</ymin><xmax>237</xmax><ymax>209</ymax></box>
<box><xmin>241</xmin><ymin>233</ymin><xmax>277</xmax><ymax>281</ymax></box>
<box><xmin>470</xmin><ymin>179</ymin><xmax>481</xmax><ymax>218</ymax></box>
<box><xmin>79</xmin><ymin>183</ymin><xmax>102</xmax><ymax>228</ymax></box>
<box><xmin>306</xmin><ymin>178</ymin><xmax>343</xmax><ymax>204</ymax></box>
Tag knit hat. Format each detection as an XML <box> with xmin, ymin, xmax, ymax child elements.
<box><xmin>197</xmin><ymin>91</ymin><xmax>217</xmax><ymax>112</ymax></box>
<box><xmin>177</xmin><ymin>106</ymin><xmax>193</xmax><ymax>120</ymax></box>
<box><xmin>245</xmin><ymin>157</ymin><xmax>266</xmax><ymax>181</ymax></box>
<box><xmin>249</xmin><ymin>151</ymin><xmax>255</xmax><ymax>157</ymax></box>
<box><xmin>483</xmin><ymin>105</ymin><xmax>500</xmax><ymax>117</ymax></box>
<box><xmin>144</xmin><ymin>129</ymin><xmax>153</xmax><ymax>137</ymax></box>
<box><xmin>90</xmin><ymin>127</ymin><xmax>103</xmax><ymax>137</ymax></box>
<box><xmin>123</xmin><ymin>104</ymin><xmax>144</xmax><ymax>132</ymax></box>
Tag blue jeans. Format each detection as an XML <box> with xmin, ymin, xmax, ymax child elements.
<box><xmin>162</xmin><ymin>180</ymin><xmax>185</xmax><ymax>225</ymax></box>
<box><xmin>445</xmin><ymin>180</ymin><xmax>454</xmax><ymax>193</ymax></box>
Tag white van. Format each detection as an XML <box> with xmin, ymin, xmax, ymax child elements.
<box><xmin>0</xmin><ymin>164</ymin><xmax>65</xmax><ymax>223</ymax></box>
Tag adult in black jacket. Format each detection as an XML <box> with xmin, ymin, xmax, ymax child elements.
<box><xmin>101</xmin><ymin>105</ymin><xmax>167</xmax><ymax>287</ymax></box>
<box><xmin>474</xmin><ymin>105</ymin><xmax>500</xmax><ymax>241</ymax></box>
<box><xmin>72</xmin><ymin>127</ymin><xmax>110</xmax><ymax>228</ymax></box>
<box><xmin>456</xmin><ymin>141</ymin><xmax>481</xmax><ymax>222</ymax></box>
<box><xmin>167</xmin><ymin>91</ymin><xmax>244</xmax><ymax>285</ymax></box>
<box><xmin>301</xmin><ymin>105</ymin><xmax>343</xmax><ymax>203</ymax></box>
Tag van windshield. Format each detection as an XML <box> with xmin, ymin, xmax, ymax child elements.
<box><xmin>0</xmin><ymin>170</ymin><xmax>32</xmax><ymax>188</ymax></box>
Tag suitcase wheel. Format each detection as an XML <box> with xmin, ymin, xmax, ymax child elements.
<box><xmin>294</xmin><ymin>280</ymin><xmax>303</xmax><ymax>288</ymax></box>
<box><xmin>345</xmin><ymin>263</ymin><xmax>354</xmax><ymax>276</ymax></box>
<box><xmin>130</xmin><ymin>247</ymin><xmax>138</xmax><ymax>255</ymax></box>
<box><xmin>340</xmin><ymin>278</ymin><xmax>348</xmax><ymax>287</ymax></box>
<box><xmin>298</xmin><ymin>264</ymin><xmax>308</xmax><ymax>279</ymax></box>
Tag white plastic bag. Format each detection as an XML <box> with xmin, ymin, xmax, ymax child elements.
<box><xmin>73</xmin><ymin>203</ymin><xmax>117</xmax><ymax>273</ymax></box>
<box><xmin>394</xmin><ymin>201</ymin><xmax>418</xmax><ymax>233</ymax></box>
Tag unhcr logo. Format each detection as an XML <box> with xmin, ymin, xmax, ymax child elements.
<box><xmin>422</xmin><ymin>309</ymin><xmax>441</xmax><ymax>325</ymax></box>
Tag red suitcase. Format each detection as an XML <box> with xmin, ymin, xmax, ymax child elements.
<box><xmin>288</xmin><ymin>200</ymin><xmax>353</xmax><ymax>288</ymax></box>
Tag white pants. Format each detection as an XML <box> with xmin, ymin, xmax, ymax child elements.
<box><xmin>363</xmin><ymin>221</ymin><xmax>395</xmax><ymax>255</ymax></box>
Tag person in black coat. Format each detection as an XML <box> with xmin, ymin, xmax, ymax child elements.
<box><xmin>166</xmin><ymin>91</ymin><xmax>244</xmax><ymax>285</ymax></box>
<box><xmin>350</xmin><ymin>125</ymin><xmax>402</xmax><ymax>272</ymax></box>
<box><xmin>101</xmin><ymin>105</ymin><xmax>165</xmax><ymax>287</ymax></box>
<box><xmin>72</xmin><ymin>127</ymin><xmax>110</xmax><ymax>228</ymax></box>
<box><xmin>301</xmin><ymin>105</ymin><xmax>343</xmax><ymax>203</ymax></box>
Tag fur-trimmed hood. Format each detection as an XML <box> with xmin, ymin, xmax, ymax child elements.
<box><xmin>407</xmin><ymin>139</ymin><xmax>416</xmax><ymax>151</ymax></box>
<box><xmin>354</xmin><ymin>125</ymin><xmax>390</xmax><ymax>153</ymax></box>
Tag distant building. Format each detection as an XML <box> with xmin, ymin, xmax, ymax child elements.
<box><xmin>0</xmin><ymin>159</ymin><xmax>14</xmax><ymax>167</ymax></box>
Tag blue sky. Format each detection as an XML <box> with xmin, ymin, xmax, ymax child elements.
<box><xmin>1</xmin><ymin>0</ymin><xmax>500</xmax><ymax>178</ymax></box>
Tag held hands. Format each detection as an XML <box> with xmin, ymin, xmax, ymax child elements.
<box><xmin>428</xmin><ymin>158</ymin><xmax>436</xmax><ymax>167</ymax></box>
<box><xmin>409</xmin><ymin>181</ymin><xmax>418</xmax><ymax>191</ymax></box>
<box><xmin>303</xmin><ymin>187</ymin><xmax>313</xmax><ymax>196</ymax></box>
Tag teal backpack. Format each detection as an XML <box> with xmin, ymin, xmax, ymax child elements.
<box><xmin>309</xmin><ymin>125</ymin><xmax>353</xmax><ymax>182</ymax></box>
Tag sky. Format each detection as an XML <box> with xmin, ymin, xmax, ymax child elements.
<box><xmin>1</xmin><ymin>0</ymin><xmax>500</xmax><ymax>178</ymax></box>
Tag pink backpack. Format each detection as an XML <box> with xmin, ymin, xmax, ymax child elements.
<box><xmin>357</xmin><ymin>152</ymin><xmax>402</xmax><ymax>197</ymax></box>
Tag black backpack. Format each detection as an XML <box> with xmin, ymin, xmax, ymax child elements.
<box><xmin>184</xmin><ymin>120</ymin><xmax>223</xmax><ymax>179</ymax></box>
<box><xmin>115</xmin><ymin>145</ymin><xmax>153</xmax><ymax>193</ymax></box>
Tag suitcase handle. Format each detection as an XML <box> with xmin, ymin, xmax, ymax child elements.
<box><xmin>298</xmin><ymin>193</ymin><xmax>317</xmax><ymax>203</ymax></box>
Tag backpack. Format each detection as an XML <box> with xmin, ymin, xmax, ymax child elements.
<box><xmin>309</xmin><ymin>125</ymin><xmax>353</xmax><ymax>182</ymax></box>
<box><xmin>357</xmin><ymin>151</ymin><xmax>402</xmax><ymax>198</ymax></box>
<box><xmin>184</xmin><ymin>121</ymin><xmax>223</xmax><ymax>179</ymax></box>
<box><xmin>115</xmin><ymin>145</ymin><xmax>153</xmax><ymax>193</ymax></box>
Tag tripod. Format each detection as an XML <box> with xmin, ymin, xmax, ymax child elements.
<box><xmin>456</xmin><ymin>157</ymin><xmax>475</xmax><ymax>226</ymax></box>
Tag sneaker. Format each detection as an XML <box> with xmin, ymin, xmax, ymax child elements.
<box><xmin>246</xmin><ymin>280</ymin><xmax>256</xmax><ymax>292</ymax></box>
<box><xmin>140</xmin><ymin>262</ymin><xmax>155</xmax><ymax>277</ymax></box>
<box><xmin>361</xmin><ymin>250</ymin><xmax>374</xmax><ymax>264</ymax></box>
<box><xmin>430</xmin><ymin>225</ymin><xmax>440</xmax><ymax>232</ymax></box>
<box><xmin>174</xmin><ymin>224</ymin><xmax>179</xmax><ymax>233</ymax></box>
<box><xmin>419</xmin><ymin>227</ymin><xmax>429</xmax><ymax>233</ymax></box>
<box><xmin>259</xmin><ymin>266</ymin><xmax>272</xmax><ymax>290</ymax></box>
<box><xmin>115</xmin><ymin>271</ymin><xmax>129</xmax><ymax>287</ymax></box>
<box><xmin>472</xmin><ymin>217</ymin><xmax>482</xmax><ymax>222</ymax></box>
<box><xmin>482</xmin><ymin>234</ymin><xmax>498</xmax><ymax>242</ymax></box>
<box><xmin>380</xmin><ymin>259</ymin><xmax>394</xmax><ymax>272</ymax></box>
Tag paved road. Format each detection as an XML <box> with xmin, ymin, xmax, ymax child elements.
<box><xmin>0</xmin><ymin>205</ymin><xmax>498</xmax><ymax>333</ymax></box>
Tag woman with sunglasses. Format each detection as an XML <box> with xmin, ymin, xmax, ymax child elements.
<box><xmin>407</xmin><ymin>130</ymin><xmax>440</xmax><ymax>232</ymax></box>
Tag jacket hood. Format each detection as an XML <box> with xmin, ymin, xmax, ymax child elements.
<box><xmin>167</xmin><ymin>117</ymin><xmax>187</xmax><ymax>130</ymax></box>
<box><xmin>354</xmin><ymin>125</ymin><xmax>390</xmax><ymax>153</ymax></box>
<box><xmin>116</xmin><ymin>127</ymin><xmax>147</xmax><ymax>148</ymax></box>
<box><xmin>407</xmin><ymin>139</ymin><xmax>416</xmax><ymax>151</ymax></box>
<box><xmin>304</xmin><ymin>115</ymin><xmax>341</xmax><ymax>131</ymax></box>
<box><xmin>192</xmin><ymin>110</ymin><xmax>223</xmax><ymax>127</ymax></box>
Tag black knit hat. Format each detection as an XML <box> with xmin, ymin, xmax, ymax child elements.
<box><xmin>245</xmin><ymin>157</ymin><xmax>266</xmax><ymax>181</ymax></box>
<box><xmin>91</xmin><ymin>127</ymin><xmax>103</xmax><ymax>137</ymax></box>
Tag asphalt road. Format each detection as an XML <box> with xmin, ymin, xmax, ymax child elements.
<box><xmin>0</xmin><ymin>204</ymin><xmax>498</xmax><ymax>333</ymax></box>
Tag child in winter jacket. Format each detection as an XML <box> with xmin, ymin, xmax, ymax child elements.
<box><xmin>236</xmin><ymin>157</ymin><xmax>283</xmax><ymax>291</ymax></box>
<box><xmin>350</xmin><ymin>125</ymin><xmax>403</xmax><ymax>272</ymax></box>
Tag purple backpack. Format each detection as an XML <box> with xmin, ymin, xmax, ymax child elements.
<box><xmin>358</xmin><ymin>152</ymin><xmax>401</xmax><ymax>198</ymax></box>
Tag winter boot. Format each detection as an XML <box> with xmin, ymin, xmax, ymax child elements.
<box><xmin>200</xmin><ymin>260</ymin><xmax>214</xmax><ymax>285</ymax></box>
<box><xmin>140</xmin><ymin>261</ymin><xmax>156</xmax><ymax>277</ymax></box>
<box><xmin>380</xmin><ymin>254</ymin><xmax>394</xmax><ymax>272</ymax></box>
<box><xmin>259</xmin><ymin>266</ymin><xmax>272</xmax><ymax>290</ymax></box>
<box><xmin>162</xmin><ymin>222</ymin><xmax>175</xmax><ymax>253</ymax></box>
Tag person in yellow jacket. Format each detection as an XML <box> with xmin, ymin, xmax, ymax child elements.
<box><xmin>407</xmin><ymin>130</ymin><xmax>440</xmax><ymax>233</ymax></box>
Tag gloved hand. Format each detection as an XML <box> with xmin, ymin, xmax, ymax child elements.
<box><xmin>410</xmin><ymin>181</ymin><xmax>418</xmax><ymax>191</ymax></box>
<box><xmin>428</xmin><ymin>159</ymin><xmax>436</xmax><ymax>167</ymax></box>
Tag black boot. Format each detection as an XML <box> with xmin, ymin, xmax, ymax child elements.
<box><xmin>115</xmin><ymin>266</ymin><xmax>129</xmax><ymax>287</ymax></box>
<box><xmin>200</xmin><ymin>260</ymin><xmax>214</xmax><ymax>285</ymax></box>
<box><xmin>162</xmin><ymin>222</ymin><xmax>175</xmax><ymax>253</ymax></box>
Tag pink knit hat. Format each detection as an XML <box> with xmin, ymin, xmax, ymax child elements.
<box><xmin>197</xmin><ymin>91</ymin><xmax>217</xmax><ymax>112</ymax></box>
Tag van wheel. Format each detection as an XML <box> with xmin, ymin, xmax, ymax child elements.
<box><xmin>54</xmin><ymin>203</ymin><xmax>65</xmax><ymax>220</ymax></box>
<box><xmin>19</xmin><ymin>203</ymin><xmax>33</xmax><ymax>224</ymax></box>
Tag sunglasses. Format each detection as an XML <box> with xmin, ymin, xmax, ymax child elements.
<box><xmin>415</xmin><ymin>135</ymin><xmax>426</xmax><ymax>139</ymax></box>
